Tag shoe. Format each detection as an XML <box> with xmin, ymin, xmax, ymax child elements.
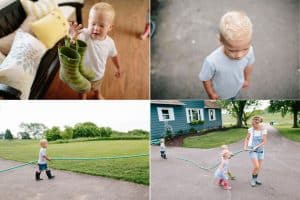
<box><xmin>218</xmin><ymin>179</ymin><xmax>224</xmax><ymax>186</ymax></box>
<box><xmin>46</xmin><ymin>170</ymin><xmax>55</xmax><ymax>179</ymax></box>
<box><xmin>223</xmin><ymin>180</ymin><xmax>231</xmax><ymax>190</ymax></box>
<box><xmin>256</xmin><ymin>179</ymin><xmax>262</xmax><ymax>185</ymax></box>
<box><xmin>35</xmin><ymin>171</ymin><xmax>43</xmax><ymax>181</ymax></box>
<box><xmin>251</xmin><ymin>178</ymin><xmax>256</xmax><ymax>187</ymax></box>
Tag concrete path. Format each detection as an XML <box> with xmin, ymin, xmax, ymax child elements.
<box><xmin>151</xmin><ymin>0</ymin><xmax>300</xmax><ymax>99</ymax></box>
<box><xmin>0</xmin><ymin>159</ymin><xmax>149</xmax><ymax>200</ymax></box>
<box><xmin>151</xmin><ymin>125</ymin><xmax>300</xmax><ymax>200</ymax></box>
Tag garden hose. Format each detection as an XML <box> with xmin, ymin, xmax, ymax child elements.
<box><xmin>0</xmin><ymin>153</ymin><xmax>149</xmax><ymax>174</ymax></box>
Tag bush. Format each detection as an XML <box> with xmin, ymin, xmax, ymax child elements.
<box><xmin>60</xmin><ymin>126</ymin><xmax>73</xmax><ymax>140</ymax></box>
<box><xmin>190</xmin><ymin>120</ymin><xmax>204</xmax><ymax>125</ymax></box>
<box><xmin>73</xmin><ymin>122</ymin><xmax>100</xmax><ymax>138</ymax></box>
<box><xmin>4</xmin><ymin>129</ymin><xmax>13</xmax><ymax>140</ymax></box>
<box><xmin>164</xmin><ymin>129</ymin><xmax>173</xmax><ymax>141</ymax></box>
<box><xmin>189</xmin><ymin>127</ymin><xmax>197</xmax><ymax>134</ymax></box>
<box><xmin>45</xmin><ymin>126</ymin><xmax>62</xmax><ymax>141</ymax></box>
<box><xmin>128</xmin><ymin>129</ymin><xmax>149</xmax><ymax>136</ymax></box>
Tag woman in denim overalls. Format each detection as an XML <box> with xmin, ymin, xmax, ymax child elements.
<box><xmin>243</xmin><ymin>116</ymin><xmax>267</xmax><ymax>187</ymax></box>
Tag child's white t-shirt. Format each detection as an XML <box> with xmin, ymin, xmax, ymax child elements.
<box><xmin>79</xmin><ymin>29</ymin><xmax>118</xmax><ymax>81</ymax></box>
<box><xmin>38</xmin><ymin>148</ymin><xmax>47</xmax><ymax>164</ymax></box>
<box><xmin>160</xmin><ymin>143</ymin><xmax>166</xmax><ymax>151</ymax></box>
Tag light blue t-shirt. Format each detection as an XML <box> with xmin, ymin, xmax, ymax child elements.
<box><xmin>199</xmin><ymin>46</ymin><xmax>255</xmax><ymax>99</ymax></box>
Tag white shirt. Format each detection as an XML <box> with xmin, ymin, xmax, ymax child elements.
<box><xmin>38</xmin><ymin>148</ymin><xmax>47</xmax><ymax>164</ymax></box>
<box><xmin>79</xmin><ymin>29</ymin><xmax>118</xmax><ymax>81</ymax></box>
<box><xmin>160</xmin><ymin>143</ymin><xmax>166</xmax><ymax>152</ymax></box>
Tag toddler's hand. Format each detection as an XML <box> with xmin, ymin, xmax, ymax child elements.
<box><xmin>114</xmin><ymin>69</ymin><xmax>121</xmax><ymax>78</ymax></box>
<box><xmin>69</xmin><ymin>22</ymin><xmax>83</xmax><ymax>43</ymax></box>
<box><xmin>242</xmin><ymin>80</ymin><xmax>249</xmax><ymax>88</ymax></box>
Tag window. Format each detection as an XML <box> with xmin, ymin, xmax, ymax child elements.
<box><xmin>157</xmin><ymin>107</ymin><xmax>175</xmax><ymax>121</ymax></box>
<box><xmin>186</xmin><ymin>108</ymin><xmax>204</xmax><ymax>123</ymax></box>
<box><xmin>208</xmin><ymin>109</ymin><xmax>216</xmax><ymax>121</ymax></box>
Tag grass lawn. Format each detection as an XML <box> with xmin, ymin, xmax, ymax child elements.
<box><xmin>183</xmin><ymin>128</ymin><xmax>247</xmax><ymax>148</ymax></box>
<box><xmin>0</xmin><ymin>140</ymin><xmax>149</xmax><ymax>185</ymax></box>
<box><xmin>276</xmin><ymin>126</ymin><xmax>300</xmax><ymax>142</ymax></box>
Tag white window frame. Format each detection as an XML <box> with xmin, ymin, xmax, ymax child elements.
<box><xmin>208</xmin><ymin>109</ymin><xmax>216</xmax><ymax>121</ymax></box>
<box><xmin>185</xmin><ymin>108</ymin><xmax>204</xmax><ymax>123</ymax></box>
<box><xmin>157</xmin><ymin>107</ymin><xmax>175</xmax><ymax>122</ymax></box>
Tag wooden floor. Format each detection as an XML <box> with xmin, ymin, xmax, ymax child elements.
<box><xmin>44</xmin><ymin>0</ymin><xmax>150</xmax><ymax>99</ymax></box>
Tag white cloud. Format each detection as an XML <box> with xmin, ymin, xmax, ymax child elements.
<box><xmin>0</xmin><ymin>100</ymin><xmax>150</xmax><ymax>136</ymax></box>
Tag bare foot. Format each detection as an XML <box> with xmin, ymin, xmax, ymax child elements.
<box><xmin>140</xmin><ymin>34</ymin><xmax>148</xmax><ymax>40</ymax></box>
<box><xmin>80</xmin><ymin>93</ymin><xmax>87</xmax><ymax>100</ymax></box>
<box><xmin>95</xmin><ymin>90</ymin><xmax>104</xmax><ymax>100</ymax></box>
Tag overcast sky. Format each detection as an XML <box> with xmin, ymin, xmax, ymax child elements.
<box><xmin>0</xmin><ymin>101</ymin><xmax>150</xmax><ymax>135</ymax></box>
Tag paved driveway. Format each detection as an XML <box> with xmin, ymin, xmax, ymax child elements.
<box><xmin>151</xmin><ymin>0</ymin><xmax>300</xmax><ymax>99</ymax></box>
<box><xmin>151</xmin><ymin>125</ymin><xmax>300</xmax><ymax>200</ymax></box>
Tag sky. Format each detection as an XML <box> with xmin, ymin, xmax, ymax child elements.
<box><xmin>0</xmin><ymin>101</ymin><xmax>150</xmax><ymax>136</ymax></box>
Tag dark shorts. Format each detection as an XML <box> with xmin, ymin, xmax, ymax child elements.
<box><xmin>38</xmin><ymin>163</ymin><xmax>48</xmax><ymax>171</ymax></box>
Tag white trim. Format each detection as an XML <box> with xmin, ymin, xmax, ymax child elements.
<box><xmin>208</xmin><ymin>109</ymin><xmax>216</xmax><ymax>121</ymax></box>
<box><xmin>186</xmin><ymin>108</ymin><xmax>204</xmax><ymax>123</ymax></box>
<box><xmin>157</xmin><ymin>107</ymin><xmax>175</xmax><ymax>122</ymax></box>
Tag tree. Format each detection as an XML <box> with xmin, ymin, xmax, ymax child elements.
<box><xmin>60</xmin><ymin>126</ymin><xmax>74</xmax><ymax>140</ymax></box>
<box><xmin>268</xmin><ymin>100</ymin><xmax>300</xmax><ymax>128</ymax></box>
<box><xmin>19</xmin><ymin>123</ymin><xmax>48</xmax><ymax>139</ymax></box>
<box><xmin>45</xmin><ymin>126</ymin><xmax>62</xmax><ymax>141</ymax></box>
<box><xmin>4</xmin><ymin>129</ymin><xmax>13</xmax><ymax>140</ymax></box>
<box><xmin>218</xmin><ymin>100</ymin><xmax>259</xmax><ymax>127</ymax></box>
<box><xmin>18</xmin><ymin>132</ymin><xmax>31</xmax><ymax>139</ymax></box>
<box><xmin>73</xmin><ymin>122</ymin><xmax>100</xmax><ymax>138</ymax></box>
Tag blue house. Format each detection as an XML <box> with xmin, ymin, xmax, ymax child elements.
<box><xmin>151</xmin><ymin>100</ymin><xmax>222</xmax><ymax>141</ymax></box>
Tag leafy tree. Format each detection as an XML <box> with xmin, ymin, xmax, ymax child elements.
<box><xmin>18</xmin><ymin>132</ymin><xmax>31</xmax><ymax>139</ymax></box>
<box><xmin>218</xmin><ymin>100</ymin><xmax>259</xmax><ymax>127</ymax></box>
<box><xmin>60</xmin><ymin>126</ymin><xmax>74</xmax><ymax>140</ymax></box>
<box><xmin>19</xmin><ymin>123</ymin><xmax>48</xmax><ymax>139</ymax></box>
<box><xmin>128</xmin><ymin>129</ymin><xmax>149</xmax><ymax>136</ymax></box>
<box><xmin>268</xmin><ymin>100</ymin><xmax>300</xmax><ymax>128</ymax></box>
<box><xmin>4</xmin><ymin>129</ymin><xmax>13</xmax><ymax>140</ymax></box>
<box><xmin>73</xmin><ymin>122</ymin><xmax>100</xmax><ymax>138</ymax></box>
<box><xmin>45</xmin><ymin>126</ymin><xmax>62</xmax><ymax>141</ymax></box>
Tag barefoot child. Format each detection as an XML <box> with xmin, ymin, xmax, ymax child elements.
<box><xmin>199</xmin><ymin>11</ymin><xmax>255</xmax><ymax>99</ymax></box>
<box><xmin>69</xmin><ymin>2</ymin><xmax>121</xmax><ymax>99</ymax></box>
<box><xmin>221</xmin><ymin>145</ymin><xmax>236</xmax><ymax>180</ymax></box>
<box><xmin>214</xmin><ymin>148</ymin><xmax>232</xmax><ymax>190</ymax></box>
<box><xmin>35</xmin><ymin>139</ymin><xmax>55</xmax><ymax>181</ymax></box>
<box><xmin>160</xmin><ymin>138</ymin><xmax>167</xmax><ymax>159</ymax></box>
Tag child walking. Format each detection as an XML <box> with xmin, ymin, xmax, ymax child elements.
<box><xmin>244</xmin><ymin>116</ymin><xmax>267</xmax><ymax>187</ymax></box>
<box><xmin>214</xmin><ymin>148</ymin><xmax>232</xmax><ymax>190</ymax></box>
<box><xmin>160</xmin><ymin>138</ymin><xmax>167</xmax><ymax>159</ymax></box>
<box><xmin>221</xmin><ymin>145</ymin><xmax>236</xmax><ymax>180</ymax></box>
<box><xmin>69</xmin><ymin>2</ymin><xmax>121</xmax><ymax>99</ymax></box>
<box><xmin>35</xmin><ymin>139</ymin><xmax>55</xmax><ymax>181</ymax></box>
<box><xmin>199</xmin><ymin>11</ymin><xmax>255</xmax><ymax>99</ymax></box>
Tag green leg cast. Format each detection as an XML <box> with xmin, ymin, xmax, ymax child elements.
<box><xmin>58</xmin><ymin>46</ymin><xmax>91</xmax><ymax>93</ymax></box>
<box><xmin>65</xmin><ymin>38</ymin><xmax>96</xmax><ymax>81</ymax></box>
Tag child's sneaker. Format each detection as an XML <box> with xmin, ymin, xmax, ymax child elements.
<box><xmin>223</xmin><ymin>180</ymin><xmax>231</xmax><ymax>190</ymax></box>
<box><xmin>255</xmin><ymin>179</ymin><xmax>262</xmax><ymax>185</ymax></box>
<box><xmin>251</xmin><ymin>178</ymin><xmax>256</xmax><ymax>187</ymax></box>
<box><xmin>218</xmin><ymin>179</ymin><xmax>224</xmax><ymax>186</ymax></box>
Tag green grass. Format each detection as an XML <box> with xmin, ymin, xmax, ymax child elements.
<box><xmin>183</xmin><ymin>128</ymin><xmax>247</xmax><ymax>149</ymax></box>
<box><xmin>0</xmin><ymin>140</ymin><xmax>149</xmax><ymax>185</ymax></box>
<box><xmin>223</xmin><ymin>112</ymin><xmax>294</xmax><ymax>127</ymax></box>
<box><xmin>276</xmin><ymin>125</ymin><xmax>300</xmax><ymax>142</ymax></box>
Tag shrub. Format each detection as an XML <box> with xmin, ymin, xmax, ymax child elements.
<box><xmin>190</xmin><ymin>120</ymin><xmax>204</xmax><ymax>125</ymax></box>
<box><xmin>45</xmin><ymin>126</ymin><xmax>62</xmax><ymax>141</ymax></box>
<box><xmin>60</xmin><ymin>126</ymin><xmax>73</xmax><ymax>140</ymax></box>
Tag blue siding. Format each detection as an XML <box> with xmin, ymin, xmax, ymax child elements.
<box><xmin>151</xmin><ymin>100</ymin><xmax>222</xmax><ymax>140</ymax></box>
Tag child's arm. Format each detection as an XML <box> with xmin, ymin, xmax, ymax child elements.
<box><xmin>243</xmin><ymin>64</ymin><xmax>253</xmax><ymax>88</ymax></box>
<box><xmin>219</xmin><ymin>159</ymin><xmax>225</xmax><ymax>171</ymax></box>
<box><xmin>111</xmin><ymin>56</ymin><xmax>121</xmax><ymax>78</ymax></box>
<box><xmin>43</xmin><ymin>155</ymin><xmax>51</xmax><ymax>162</ymax></box>
<box><xmin>203</xmin><ymin>80</ymin><xmax>219</xmax><ymax>100</ymax></box>
<box><xmin>243</xmin><ymin>132</ymin><xmax>250</xmax><ymax>150</ymax></box>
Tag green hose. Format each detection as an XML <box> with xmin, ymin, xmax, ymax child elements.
<box><xmin>0</xmin><ymin>153</ymin><xmax>149</xmax><ymax>174</ymax></box>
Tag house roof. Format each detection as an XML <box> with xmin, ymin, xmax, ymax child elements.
<box><xmin>204</xmin><ymin>100</ymin><xmax>220</xmax><ymax>108</ymax></box>
<box><xmin>151</xmin><ymin>100</ymin><xmax>186</xmax><ymax>105</ymax></box>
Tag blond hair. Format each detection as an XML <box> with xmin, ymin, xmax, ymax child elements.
<box><xmin>252</xmin><ymin>116</ymin><xmax>263</xmax><ymax>123</ymax></box>
<box><xmin>219</xmin><ymin>11</ymin><xmax>253</xmax><ymax>43</ymax></box>
<box><xmin>39</xmin><ymin>139</ymin><xmax>48</xmax><ymax>145</ymax></box>
<box><xmin>89</xmin><ymin>2</ymin><xmax>115</xmax><ymax>22</ymax></box>
<box><xmin>221</xmin><ymin>144</ymin><xmax>228</xmax><ymax>150</ymax></box>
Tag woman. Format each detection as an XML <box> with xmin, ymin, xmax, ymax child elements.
<box><xmin>244</xmin><ymin>116</ymin><xmax>267</xmax><ymax>187</ymax></box>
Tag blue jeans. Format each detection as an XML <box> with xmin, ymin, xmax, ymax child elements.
<box><xmin>38</xmin><ymin>163</ymin><xmax>48</xmax><ymax>171</ymax></box>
